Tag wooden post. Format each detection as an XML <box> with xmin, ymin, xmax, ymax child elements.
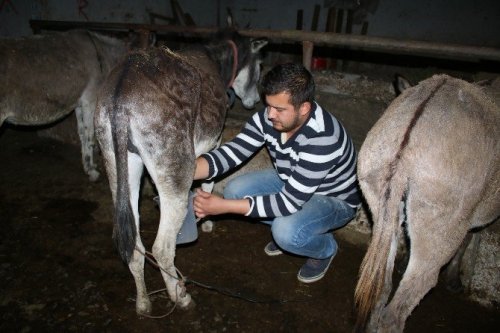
<box><xmin>137</xmin><ymin>28</ymin><xmax>152</xmax><ymax>48</ymax></box>
<box><xmin>326</xmin><ymin>7</ymin><xmax>337</xmax><ymax>33</ymax></box>
<box><xmin>303</xmin><ymin>40</ymin><xmax>314</xmax><ymax>71</ymax></box>
<box><xmin>311</xmin><ymin>5</ymin><xmax>320</xmax><ymax>31</ymax></box>
<box><xmin>335</xmin><ymin>9</ymin><xmax>344</xmax><ymax>33</ymax></box>
<box><xmin>296</xmin><ymin>10</ymin><xmax>303</xmax><ymax>30</ymax></box>
<box><xmin>361</xmin><ymin>21</ymin><xmax>369</xmax><ymax>35</ymax></box>
<box><xmin>342</xmin><ymin>9</ymin><xmax>354</xmax><ymax>70</ymax></box>
<box><xmin>346</xmin><ymin>9</ymin><xmax>353</xmax><ymax>34</ymax></box>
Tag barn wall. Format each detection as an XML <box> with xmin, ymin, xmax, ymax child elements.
<box><xmin>1</xmin><ymin>0</ymin><xmax>500</xmax><ymax>48</ymax></box>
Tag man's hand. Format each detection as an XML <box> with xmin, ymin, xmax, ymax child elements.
<box><xmin>193</xmin><ymin>188</ymin><xmax>251</xmax><ymax>218</ymax></box>
<box><xmin>193</xmin><ymin>188</ymin><xmax>226</xmax><ymax>218</ymax></box>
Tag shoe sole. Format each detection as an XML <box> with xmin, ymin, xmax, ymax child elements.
<box><xmin>297</xmin><ymin>256</ymin><xmax>334</xmax><ymax>283</ymax></box>
<box><xmin>264</xmin><ymin>248</ymin><xmax>283</xmax><ymax>256</ymax></box>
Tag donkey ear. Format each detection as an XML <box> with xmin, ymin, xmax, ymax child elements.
<box><xmin>251</xmin><ymin>38</ymin><xmax>268</xmax><ymax>53</ymax></box>
<box><xmin>226</xmin><ymin>8</ymin><xmax>238</xmax><ymax>29</ymax></box>
<box><xmin>394</xmin><ymin>74</ymin><xmax>412</xmax><ymax>95</ymax></box>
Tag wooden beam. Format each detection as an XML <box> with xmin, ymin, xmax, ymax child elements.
<box><xmin>242</xmin><ymin>29</ymin><xmax>500</xmax><ymax>63</ymax></box>
<box><xmin>29</xmin><ymin>19</ymin><xmax>500</xmax><ymax>63</ymax></box>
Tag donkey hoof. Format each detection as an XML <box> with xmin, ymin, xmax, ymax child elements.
<box><xmin>177</xmin><ymin>293</ymin><xmax>194</xmax><ymax>310</ymax></box>
<box><xmin>136</xmin><ymin>298</ymin><xmax>152</xmax><ymax>315</ymax></box>
<box><xmin>179</xmin><ymin>296</ymin><xmax>196</xmax><ymax>311</ymax></box>
<box><xmin>88</xmin><ymin>169</ymin><xmax>100</xmax><ymax>182</ymax></box>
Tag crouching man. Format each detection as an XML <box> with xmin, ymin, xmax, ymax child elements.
<box><xmin>190</xmin><ymin>62</ymin><xmax>361</xmax><ymax>283</ymax></box>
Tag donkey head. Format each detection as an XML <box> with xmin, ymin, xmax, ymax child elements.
<box><xmin>231</xmin><ymin>38</ymin><xmax>267</xmax><ymax>109</ymax></box>
<box><xmin>214</xmin><ymin>12</ymin><xmax>268</xmax><ymax>109</ymax></box>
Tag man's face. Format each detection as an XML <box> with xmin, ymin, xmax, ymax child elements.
<box><xmin>265</xmin><ymin>92</ymin><xmax>304</xmax><ymax>133</ymax></box>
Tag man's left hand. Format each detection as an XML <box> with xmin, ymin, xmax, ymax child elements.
<box><xmin>193</xmin><ymin>188</ymin><xmax>226</xmax><ymax>218</ymax></box>
<box><xmin>192</xmin><ymin>188</ymin><xmax>251</xmax><ymax>218</ymax></box>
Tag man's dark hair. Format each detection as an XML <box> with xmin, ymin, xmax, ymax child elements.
<box><xmin>261</xmin><ymin>62</ymin><xmax>315</xmax><ymax>108</ymax></box>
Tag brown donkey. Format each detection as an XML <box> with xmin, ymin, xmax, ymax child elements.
<box><xmin>355</xmin><ymin>74</ymin><xmax>499</xmax><ymax>332</ymax></box>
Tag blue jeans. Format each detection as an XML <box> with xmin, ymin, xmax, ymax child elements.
<box><xmin>177</xmin><ymin>190</ymin><xmax>198</xmax><ymax>244</ymax></box>
<box><xmin>223</xmin><ymin>169</ymin><xmax>356</xmax><ymax>259</ymax></box>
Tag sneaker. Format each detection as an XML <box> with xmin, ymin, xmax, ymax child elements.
<box><xmin>264</xmin><ymin>241</ymin><xmax>283</xmax><ymax>256</ymax></box>
<box><xmin>297</xmin><ymin>255</ymin><xmax>334</xmax><ymax>283</ymax></box>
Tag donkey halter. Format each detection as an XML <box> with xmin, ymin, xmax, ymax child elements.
<box><xmin>226</xmin><ymin>40</ymin><xmax>238</xmax><ymax>88</ymax></box>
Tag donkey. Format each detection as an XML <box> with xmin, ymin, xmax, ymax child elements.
<box><xmin>95</xmin><ymin>29</ymin><xmax>267</xmax><ymax>314</ymax></box>
<box><xmin>354</xmin><ymin>74</ymin><xmax>499</xmax><ymax>333</ymax></box>
<box><xmin>0</xmin><ymin>30</ymin><xmax>129</xmax><ymax>181</ymax></box>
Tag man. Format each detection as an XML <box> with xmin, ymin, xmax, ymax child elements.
<box><xmin>191</xmin><ymin>62</ymin><xmax>360</xmax><ymax>283</ymax></box>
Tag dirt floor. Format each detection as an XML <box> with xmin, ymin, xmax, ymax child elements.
<box><xmin>1</xmin><ymin>98</ymin><xmax>499</xmax><ymax>332</ymax></box>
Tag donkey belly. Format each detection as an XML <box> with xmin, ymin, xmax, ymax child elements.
<box><xmin>194</xmin><ymin>136</ymin><xmax>221</xmax><ymax>157</ymax></box>
<box><xmin>2</xmin><ymin>102</ymin><xmax>78</xmax><ymax>126</ymax></box>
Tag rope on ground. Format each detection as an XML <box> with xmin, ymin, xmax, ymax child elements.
<box><xmin>134</xmin><ymin>246</ymin><xmax>313</xmax><ymax>311</ymax></box>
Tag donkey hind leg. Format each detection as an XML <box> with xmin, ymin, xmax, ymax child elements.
<box><xmin>152</xmin><ymin>190</ymin><xmax>193</xmax><ymax>308</ymax></box>
<box><xmin>145</xmin><ymin>144</ymin><xmax>194</xmax><ymax>308</ymax></box>
<box><xmin>125</xmin><ymin>152</ymin><xmax>152</xmax><ymax>315</ymax></box>
<box><xmin>75</xmin><ymin>92</ymin><xmax>99</xmax><ymax>181</ymax></box>
<box><xmin>443</xmin><ymin>232</ymin><xmax>473</xmax><ymax>293</ymax></box>
<box><xmin>378</xmin><ymin>210</ymin><xmax>469</xmax><ymax>333</ymax></box>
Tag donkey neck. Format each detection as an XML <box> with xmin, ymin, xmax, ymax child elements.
<box><xmin>202</xmin><ymin>40</ymin><xmax>240</xmax><ymax>89</ymax></box>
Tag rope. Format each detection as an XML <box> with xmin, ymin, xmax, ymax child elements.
<box><xmin>226</xmin><ymin>40</ymin><xmax>238</xmax><ymax>88</ymax></box>
<box><xmin>132</xmin><ymin>245</ymin><xmax>313</xmax><ymax>319</ymax></box>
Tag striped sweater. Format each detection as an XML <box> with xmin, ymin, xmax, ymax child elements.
<box><xmin>202</xmin><ymin>102</ymin><xmax>361</xmax><ymax>218</ymax></box>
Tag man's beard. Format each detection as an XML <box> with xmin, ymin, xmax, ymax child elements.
<box><xmin>272</xmin><ymin>114</ymin><xmax>301</xmax><ymax>133</ymax></box>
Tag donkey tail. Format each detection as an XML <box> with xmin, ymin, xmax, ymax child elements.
<box><xmin>110</xmin><ymin>63</ymin><xmax>137</xmax><ymax>264</ymax></box>
<box><xmin>354</xmin><ymin>173</ymin><xmax>406</xmax><ymax>332</ymax></box>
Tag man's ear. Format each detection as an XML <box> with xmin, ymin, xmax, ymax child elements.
<box><xmin>299</xmin><ymin>101</ymin><xmax>312</xmax><ymax>116</ymax></box>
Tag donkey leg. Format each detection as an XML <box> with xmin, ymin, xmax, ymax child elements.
<box><xmin>152</xmin><ymin>192</ymin><xmax>193</xmax><ymax>308</ymax></box>
<box><xmin>75</xmin><ymin>96</ymin><xmax>99</xmax><ymax>182</ymax></box>
<box><xmin>378</xmin><ymin>211</ymin><xmax>469</xmax><ymax>333</ymax></box>
<box><xmin>377</xmin><ymin>257</ymin><xmax>443</xmax><ymax>333</ymax></box>
<box><xmin>130</xmin><ymin>239</ymin><xmax>151</xmax><ymax>315</ymax></box>
<box><xmin>136</xmin><ymin>122</ymin><xmax>195</xmax><ymax>308</ymax></box>
<box><xmin>443</xmin><ymin>232</ymin><xmax>472</xmax><ymax>293</ymax></box>
<box><xmin>125</xmin><ymin>152</ymin><xmax>152</xmax><ymax>314</ymax></box>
